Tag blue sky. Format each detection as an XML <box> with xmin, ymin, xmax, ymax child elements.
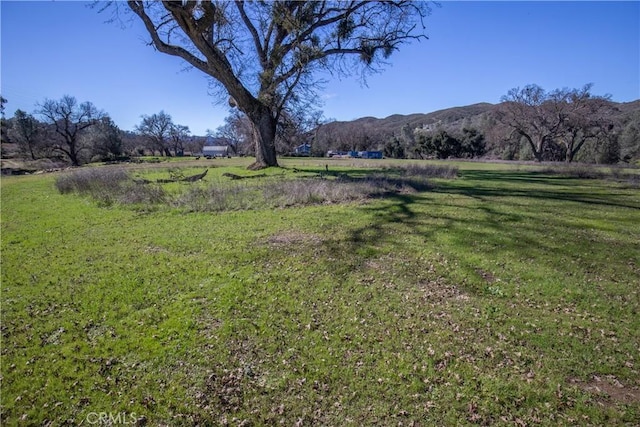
<box><xmin>2</xmin><ymin>1</ymin><xmax>639</xmax><ymax>135</ymax></box>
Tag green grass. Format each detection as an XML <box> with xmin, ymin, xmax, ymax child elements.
<box><xmin>2</xmin><ymin>159</ymin><xmax>639</xmax><ymax>425</ymax></box>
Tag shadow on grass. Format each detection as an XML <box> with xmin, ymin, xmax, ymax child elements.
<box><xmin>316</xmin><ymin>168</ymin><xmax>639</xmax><ymax>291</ymax></box>
<box><xmin>443</xmin><ymin>170</ymin><xmax>640</xmax><ymax>211</ymax></box>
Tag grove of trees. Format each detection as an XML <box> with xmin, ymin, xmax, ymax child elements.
<box><xmin>1</xmin><ymin>83</ymin><xmax>638</xmax><ymax>168</ymax></box>
<box><xmin>498</xmin><ymin>84</ymin><xmax>616</xmax><ymax>163</ymax></box>
<box><xmin>309</xmin><ymin>84</ymin><xmax>637</xmax><ymax>163</ymax></box>
<box><xmin>2</xmin><ymin>95</ymin><xmax>194</xmax><ymax>167</ymax></box>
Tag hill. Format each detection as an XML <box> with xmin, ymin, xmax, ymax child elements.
<box><xmin>319</xmin><ymin>102</ymin><xmax>495</xmax><ymax>141</ymax></box>
<box><xmin>313</xmin><ymin>100</ymin><xmax>640</xmax><ymax>162</ymax></box>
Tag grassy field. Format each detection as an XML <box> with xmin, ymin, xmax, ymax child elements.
<box><xmin>1</xmin><ymin>158</ymin><xmax>639</xmax><ymax>426</ymax></box>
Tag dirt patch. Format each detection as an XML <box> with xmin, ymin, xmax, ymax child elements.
<box><xmin>475</xmin><ymin>268</ymin><xmax>498</xmax><ymax>284</ymax></box>
<box><xmin>569</xmin><ymin>375</ymin><xmax>640</xmax><ymax>406</ymax></box>
<box><xmin>418</xmin><ymin>278</ymin><xmax>469</xmax><ymax>304</ymax></box>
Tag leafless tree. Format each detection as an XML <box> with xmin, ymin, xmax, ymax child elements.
<box><xmin>555</xmin><ymin>85</ymin><xmax>614</xmax><ymax>162</ymax></box>
<box><xmin>498</xmin><ymin>84</ymin><xmax>614</xmax><ymax>162</ymax></box>
<box><xmin>497</xmin><ymin>85</ymin><xmax>562</xmax><ymax>162</ymax></box>
<box><xmin>8</xmin><ymin>109</ymin><xmax>44</xmax><ymax>160</ymax></box>
<box><xmin>169</xmin><ymin>123</ymin><xmax>191</xmax><ymax>156</ymax></box>
<box><xmin>37</xmin><ymin>95</ymin><xmax>105</xmax><ymax>166</ymax></box>
<box><xmin>135</xmin><ymin>111</ymin><xmax>174</xmax><ymax>156</ymax></box>
<box><xmin>118</xmin><ymin>1</ymin><xmax>431</xmax><ymax>168</ymax></box>
<box><xmin>213</xmin><ymin>110</ymin><xmax>254</xmax><ymax>156</ymax></box>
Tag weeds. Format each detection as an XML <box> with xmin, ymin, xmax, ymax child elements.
<box><xmin>395</xmin><ymin>163</ymin><xmax>459</xmax><ymax>179</ymax></box>
<box><xmin>174</xmin><ymin>182</ymin><xmax>258</xmax><ymax>212</ymax></box>
<box><xmin>537</xmin><ymin>163</ymin><xmax>640</xmax><ymax>186</ymax></box>
<box><xmin>54</xmin><ymin>165</ymin><xmax>456</xmax><ymax>212</ymax></box>
<box><xmin>55</xmin><ymin>167</ymin><xmax>166</xmax><ymax>206</ymax></box>
<box><xmin>55</xmin><ymin>167</ymin><xmax>129</xmax><ymax>195</ymax></box>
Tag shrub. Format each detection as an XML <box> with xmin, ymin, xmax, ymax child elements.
<box><xmin>263</xmin><ymin>178</ymin><xmax>373</xmax><ymax>207</ymax></box>
<box><xmin>55</xmin><ymin>165</ymin><xmax>459</xmax><ymax>212</ymax></box>
<box><xmin>117</xmin><ymin>183</ymin><xmax>167</xmax><ymax>205</ymax></box>
<box><xmin>55</xmin><ymin>167</ymin><xmax>130</xmax><ymax>195</ymax></box>
<box><xmin>174</xmin><ymin>183</ymin><xmax>258</xmax><ymax>212</ymax></box>
<box><xmin>539</xmin><ymin>164</ymin><xmax>606</xmax><ymax>179</ymax></box>
<box><xmin>55</xmin><ymin>167</ymin><xmax>166</xmax><ymax>206</ymax></box>
<box><xmin>263</xmin><ymin>175</ymin><xmax>432</xmax><ymax>207</ymax></box>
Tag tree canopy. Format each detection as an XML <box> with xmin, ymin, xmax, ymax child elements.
<box><xmin>37</xmin><ymin>95</ymin><xmax>105</xmax><ymax>166</ymax></box>
<box><xmin>121</xmin><ymin>0</ymin><xmax>431</xmax><ymax>168</ymax></box>
<box><xmin>498</xmin><ymin>84</ymin><xmax>614</xmax><ymax>162</ymax></box>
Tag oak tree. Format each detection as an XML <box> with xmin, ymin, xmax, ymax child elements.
<box><xmin>122</xmin><ymin>1</ymin><xmax>431</xmax><ymax>168</ymax></box>
<box><xmin>37</xmin><ymin>95</ymin><xmax>105</xmax><ymax>166</ymax></box>
<box><xmin>498</xmin><ymin>84</ymin><xmax>614</xmax><ymax>162</ymax></box>
<box><xmin>556</xmin><ymin>84</ymin><xmax>614</xmax><ymax>163</ymax></box>
<box><xmin>169</xmin><ymin>123</ymin><xmax>191</xmax><ymax>156</ymax></box>
<box><xmin>92</xmin><ymin>116</ymin><xmax>125</xmax><ymax>160</ymax></box>
<box><xmin>135</xmin><ymin>111</ymin><xmax>174</xmax><ymax>156</ymax></box>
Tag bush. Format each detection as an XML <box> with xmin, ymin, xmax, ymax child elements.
<box><xmin>56</xmin><ymin>165</ymin><xmax>460</xmax><ymax>212</ymax></box>
<box><xmin>55</xmin><ymin>167</ymin><xmax>129</xmax><ymax>195</ymax></box>
<box><xmin>173</xmin><ymin>183</ymin><xmax>258</xmax><ymax>212</ymax></box>
<box><xmin>538</xmin><ymin>164</ymin><xmax>605</xmax><ymax>179</ymax></box>
<box><xmin>55</xmin><ymin>167</ymin><xmax>166</xmax><ymax>206</ymax></box>
<box><xmin>117</xmin><ymin>183</ymin><xmax>167</xmax><ymax>205</ymax></box>
<box><xmin>263</xmin><ymin>178</ymin><xmax>374</xmax><ymax>207</ymax></box>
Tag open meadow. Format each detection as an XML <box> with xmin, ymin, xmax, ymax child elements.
<box><xmin>1</xmin><ymin>158</ymin><xmax>639</xmax><ymax>425</ymax></box>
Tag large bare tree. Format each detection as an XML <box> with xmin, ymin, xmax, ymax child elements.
<box><xmin>37</xmin><ymin>95</ymin><xmax>105</xmax><ymax>166</ymax></box>
<box><xmin>497</xmin><ymin>84</ymin><xmax>563</xmax><ymax>162</ymax></box>
<box><xmin>122</xmin><ymin>1</ymin><xmax>431</xmax><ymax>168</ymax></box>
<box><xmin>498</xmin><ymin>84</ymin><xmax>614</xmax><ymax>162</ymax></box>
<box><xmin>556</xmin><ymin>84</ymin><xmax>614</xmax><ymax>163</ymax></box>
<box><xmin>135</xmin><ymin>110</ymin><xmax>175</xmax><ymax>156</ymax></box>
<box><xmin>169</xmin><ymin>123</ymin><xmax>191</xmax><ymax>156</ymax></box>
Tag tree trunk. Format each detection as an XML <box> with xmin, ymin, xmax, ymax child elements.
<box><xmin>249</xmin><ymin>109</ymin><xmax>278</xmax><ymax>169</ymax></box>
<box><xmin>68</xmin><ymin>150</ymin><xmax>80</xmax><ymax>166</ymax></box>
<box><xmin>566</xmin><ymin>149</ymin><xmax>575</xmax><ymax>163</ymax></box>
<box><xmin>521</xmin><ymin>133</ymin><xmax>543</xmax><ymax>162</ymax></box>
<box><xmin>66</xmin><ymin>140</ymin><xmax>81</xmax><ymax>166</ymax></box>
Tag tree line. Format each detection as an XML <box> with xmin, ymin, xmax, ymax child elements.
<box><xmin>6</xmin><ymin>3</ymin><xmax>635</xmax><ymax>167</ymax></box>
<box><xmin>310</xmin><ymin>84</ymin><xmax>638</xmax><ymax>164</ymax></box>
<box><xmin>3</xmin><ymin>82</ymin><xmax>638</xmax><ymax>167</ymax></box>
<box><xmin>0</xmin><ymin>95</ymin><xmax>205</xmax><ymax>166</ymax></box>
<box><xmin>115</xmin><ymin>2</ymin><xmax>638</xmax><ymax>167</ymax></box>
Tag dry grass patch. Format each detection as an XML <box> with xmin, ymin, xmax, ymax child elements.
<box><xmin>569</xmin><ymin>375</ymin><xmax>640</xmax><ymax>407</ymax></box>
<box><xmin>418</xmin><ymin>278</ymin><xmax>470</xmax><ymax>304</ymax></box>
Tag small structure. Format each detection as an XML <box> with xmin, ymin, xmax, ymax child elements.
<box><xmin>327</xmin><ymin>150</ymin><xmax>349</xmax><ymax>158</ymax></box>
<box><xmin>203</xmin><ymin>146</ymin><xmax>229</xmax><ymax>158</ymax></box>
<box><xmin>346</xmin><ymin>150</ymin><xmax>383</xmax><ymax>159</ymax></box>
<box><xmin>359</xmin><ymin>150</ymin><xmax>383</xmax><ymax>159</ymax></box>
<box><xmin>294</xmin><ymin>143</ymin><xmax>311</xmax><ymax>156</ymax></box>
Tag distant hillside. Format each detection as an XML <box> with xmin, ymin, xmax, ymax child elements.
<box><xmin>312</xmin><ymin>99</ymin><xmax>640</xmax><ymax>163</ymax></box>
<box><xmin>323</xmin><ymin>102</ymin><xmax>495</xmax><ymax>135</ymax></box>
<box><xmin>314</xmin><ymin>103</ymin><xmax>496</xmax><ymax>154</ymax></box>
